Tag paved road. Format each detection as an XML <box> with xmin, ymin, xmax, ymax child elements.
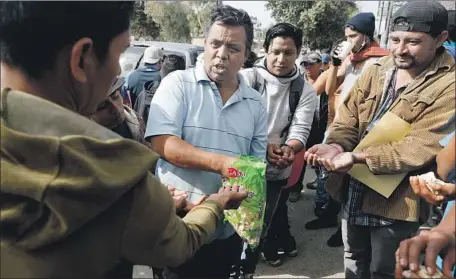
<box><xmin>134</xmin><ymin>167</ymin><xmax>345</xmax><ymax>278</ymax></box>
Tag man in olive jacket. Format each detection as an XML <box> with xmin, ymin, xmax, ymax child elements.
<box><xmin>0</xmin><ymin>2</ymin><xmax>247</xmax><ymax>278</ymax></box>
<box><xmin>305</xmin><ymin>2</ymin><xmax>455</xmax><ymax>278</ymax></box>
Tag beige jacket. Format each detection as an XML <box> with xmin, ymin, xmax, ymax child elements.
<box><xmin>325</xmin><ymin>51</ymin><xmax>455</xmax><ymax>222</ymax></box>
<box><xmin>1</xmin><ymin>89</ymin><xmax>223</xmax><ymax>278</ymax></box>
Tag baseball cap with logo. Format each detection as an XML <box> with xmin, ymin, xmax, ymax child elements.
<box><xmin>391</xmin><ymin>1</ymin><xmax>448</xmax><ymax>37</ymax></box>
<box><xmin>143</xmin><ymin>45</ymin><xmax>164</xmax><ymax>64</ymax></box>
<box><xmin>300</xmin><ymin>52</ymin><xmax>322</xmax><ymax>65</ymax></box>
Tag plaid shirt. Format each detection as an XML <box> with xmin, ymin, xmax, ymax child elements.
<box><xmin>343</xmin><ymin>69</ymin><xmax>406</xmax><ymax>226</ymax></box>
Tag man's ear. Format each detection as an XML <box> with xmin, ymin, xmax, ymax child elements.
<box><xmin>70</xmin><ymin>38</ymin><xmax>94</xmax><ymax>83</ymax></box>
<box><xmin>436</xmin><ymin>31</ymin><xmax>449</xmax><ymax>48</ymax></box>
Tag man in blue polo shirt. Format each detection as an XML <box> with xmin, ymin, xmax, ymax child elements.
<box><xmin>145</xmin><ymin>5</ymin><xmax>268</xmax><ymax>279</ymax></box>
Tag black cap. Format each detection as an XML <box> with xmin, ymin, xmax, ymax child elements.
<box><xmin>391</xmin><ymin>1</ymin><xmax>448</xmax><ymax>36</ymax></box>
<box><xmin>346</xmin><ymin>13</ymin><xmax>376</xmax><ymax>38</ymax></box>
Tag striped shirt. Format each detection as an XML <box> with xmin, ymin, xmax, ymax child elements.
<box><xmin>145</xmin><ymin>64</ymin><xmax>268</xmax><ymax>240</ymax></box>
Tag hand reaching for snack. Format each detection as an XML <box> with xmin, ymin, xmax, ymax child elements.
<box><xmin>208</xmin><ymin>184</ymin><xmax>248</xmax><ymax>210</ymax></box>
<box><xmin>167</xmin><ymin>186</ymin><xmax>188</xmax><ymax>210</ymax></box>
<box><xmin>410</xmin><ymin>172</ymin><xmax>456</xmax><ymax>205</ymax></box>
<box><xmin>167</xmin><ymin>185</ymin><xmax>207</xmax><ymax>212</ymax></box>
<box><xmin>395</xmin><ymin>229</ymin><xmax>455</xmax><ymax>278</ymax></box>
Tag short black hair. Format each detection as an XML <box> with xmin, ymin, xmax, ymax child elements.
<box><xmin>161</xmin><ymin>55</ymin><xmax>186</xmax><ymax>78</ymax></box>
<box><xmin>243</xmin><ymin>51</ymin><xmax>258</xmax><ymax>69</ymax></box>
<box><xmin>207</xmin><ymin>5</ymin><xmax>254</xmax><ymax>56</ymax></box>
<box><xmin>263</xmin><ymin>23</ymin><xmax>303</xmax><ymax>52</ymax></box>
<box><xmin>0</xmin><ymin>1</ymin><xmax>134</xmax><ymax>79</ymax></box>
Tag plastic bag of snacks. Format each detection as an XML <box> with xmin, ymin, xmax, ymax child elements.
<box><xmin>402</xmin><ymin>265</ymin><xmax>444</xmax><ymax>278</ymax></box>
<box><xmin>223</xmin><ymin>156</ymin><xmax>266</xmax><ymax>249</ymax></box>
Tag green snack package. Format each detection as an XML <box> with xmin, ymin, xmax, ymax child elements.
<box><xmin>223</xmin><ymin>155</ymin><xmax>267</xmax><ymax>249</ymax></box>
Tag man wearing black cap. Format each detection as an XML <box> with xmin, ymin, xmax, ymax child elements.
<box><xmin>305</xmin><ymin>1</ymin><xmax>455</xmax><ymax>278</ymax></box>
<box><xmin>304</xmin><ymin>12</ymin><xmax>390</xmax><ymax>247</ymax></box>
<box><xmin>326</xmin><ymin>12</ymin><xmax>390</xmax><ymax>114</ymax></box>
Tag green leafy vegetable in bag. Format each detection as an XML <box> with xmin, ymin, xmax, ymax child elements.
<box><xmin>223</xmin><ymin>156</ymin><xmax>266</xmax><ymax>249</ymax></box>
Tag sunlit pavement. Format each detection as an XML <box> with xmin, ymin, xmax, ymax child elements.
<box><xmin>133</xmin><ymin>167</ymin><xmax>345</xmax><ymax>278</ymax></box>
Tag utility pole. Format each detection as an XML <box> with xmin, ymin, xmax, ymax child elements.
<box><xmin>377</xmin><ymin>1</ymin><xmax>384</xmax><ymax>36</ymax></box>
<box><xmin>381</xmin><ymin>1</ymin><xmax>393</xmax><ymax>48</ymax></box>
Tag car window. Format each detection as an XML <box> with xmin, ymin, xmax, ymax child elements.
<box><xmin>119</xmin><ymin>47</ymin><xmax>146</xmax><ymax>75</ymax></box>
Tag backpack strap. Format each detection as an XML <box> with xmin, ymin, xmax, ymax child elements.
<box><xmin>280</xmin><ymin>76</ymin><xmax>305</xmax><ymax>138</ymax></box>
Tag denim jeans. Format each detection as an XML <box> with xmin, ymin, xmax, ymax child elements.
<box><xmin>314</xmin><ymin>167</ymin><xmax>329</xmax><ymax>205</ymax></box>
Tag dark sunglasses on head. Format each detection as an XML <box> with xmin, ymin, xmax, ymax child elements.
<box><xmin>302</xmin><ymin>62</ymin><xmax>316</xmax><ymax>67</ymax></box>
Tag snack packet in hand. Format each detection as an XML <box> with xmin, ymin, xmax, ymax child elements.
<box><xmin>402</xmin><ymin>265</ymin><xmax>444</xmax><ymax>278</ymax></box>
<box><xmin>223</xmin><ymin>156</ymin><xmax>266</xmax><ymax>249</ymax></box>
<box><xmin>418</xmin><ymin>172</ymin><xmax>446</xmax><ymax>196</ymax></box>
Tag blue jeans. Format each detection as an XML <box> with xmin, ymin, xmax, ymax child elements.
<box><xmin>314</xmin><ymin>167</ymin><xmax>329</xmax><ymax>205</ymax></box>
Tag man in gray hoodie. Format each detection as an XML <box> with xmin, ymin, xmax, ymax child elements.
<box><xmin>238</xmin><ymin>23</ymin><xmax>317</xmax><ymax>275</ymax></box>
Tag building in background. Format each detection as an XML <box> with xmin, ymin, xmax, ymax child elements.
<box><xmin>376</xmin><ymin>1</ymin><xmax>455</xmax><ymax>48</ymax></box>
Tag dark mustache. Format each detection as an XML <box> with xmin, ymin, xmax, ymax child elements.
<box><xmin>395</xmin><ymin>54</ymin><xmax>415</xmax><ymax>59</ymax></box>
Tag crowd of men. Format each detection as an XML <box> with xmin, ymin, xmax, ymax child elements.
<box><xmin>0</xmin><ymin>1</ymin><xmax>455</xmax><ymax>279</ymax></box>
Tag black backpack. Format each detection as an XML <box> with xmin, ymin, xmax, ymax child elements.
<box><xmin>252</xmin><ymin>67</ymin><xmax>305</xmax><ymax>138</ymax></box>
<box><xmin>133</xmin><ymin>80</ymin><xmax>160</xmax><ymax>125</ymax></box>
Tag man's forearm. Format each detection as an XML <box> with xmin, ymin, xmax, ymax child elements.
<box><xmin>353</xmin><ymin>151</ymin><xmax>367</xmax><ymax>164</ymax></box>
<box><xmin>434</xmin><ymin>203</ymin><xmax>455</xmax><ymax>234</ymax></box>
<box><xmin>313</xmin><ymin>71</ymin><xmax>328</xmax><ymax>96</ymax></box>
<box><xmin>325</xmin><ymin>65</ymin><xmax>339</xmax><ymax>96</ymax></box>
<box><xmin>151</xmin><ymin>135</ymin><xmax>226</xmax><ymax>174</ymax></box>
<box><xmin>286</xmin><ymin>139</ymin><xmax>305</xmax><ymax>153</ymax></box>
<box><xmin>437</xmin><ymin>136</ymin><xmax>455</xmax><ymax>180</ymax></box>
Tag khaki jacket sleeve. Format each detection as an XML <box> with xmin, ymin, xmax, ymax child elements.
<box><xmin>120</xmin><ymin>172</ymin><xmax>223</xmax><ymax>268</ymax></box>
<box><xmin>325</xmin><ymin>67</ymin><xmax>374</xmax><ymax>152</ymax></box>
<box><xmin>364</xmin><ymin>84</ymin><xmax>456</xmax><ymax>174</ymax></box>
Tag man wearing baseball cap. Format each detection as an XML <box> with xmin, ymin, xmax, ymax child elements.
<box><xmin>321</xmin><ymin>53</ymin><xmax>331</xmax><ymax>71</ymax></box>
<box><xmin>288</xmin><ymin>52</ymin><xmax>329</xmax><ymax>203</ymax></box>
<box><xmin>304</xmin><ymin>12</ymin><xmax>390</xmax><ymax>249</ymax></box>
<box><xmin>305</xmin><ymin>1</ymin><xmax>455</xmax><ymax>278</ymax></box>
<box><xmin>123</xmin><ymin>45</ymin><xmax>164</xmax><ymax>105</ymax></box>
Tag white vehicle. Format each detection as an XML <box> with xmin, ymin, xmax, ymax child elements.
<box><xmin>119</xmin><ymin>41</ymin><xmax>204</xmax><ymax>77</ymax></box>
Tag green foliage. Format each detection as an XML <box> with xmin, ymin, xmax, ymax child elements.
<box><xmin>186</xmin><ymin>1</ymin><xmax>217</xmax><ymax>37</ymax></box>
<box><xmin>130</xmin><ymin>1</ymin><xmax>160</xmax><ymax>39</ymax></box>
<box><xmin>145</xmin><ymin>1</ymin><xmax>191</xmax><ymax>43</ymax></box>
<box><xmin>266</xmin><ymin>1</ymin><xmax>359</xmax><ymax>50</ymax></box>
